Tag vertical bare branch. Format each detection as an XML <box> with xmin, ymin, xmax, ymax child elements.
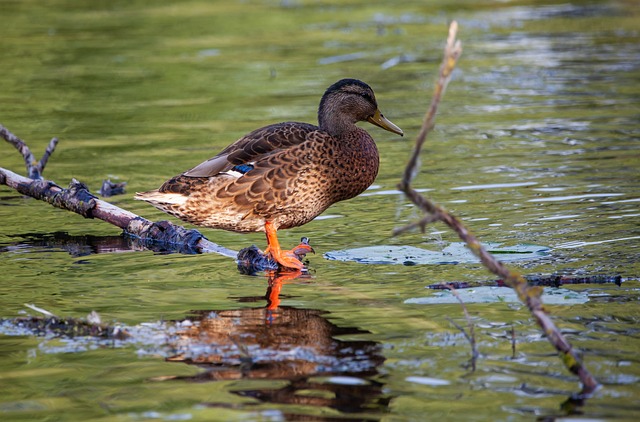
<box><xmin>400</xmin><ymin>21</ymin><xmax>462</xmax><ymax>189</ymax></box>
<box><xmin>38</xmin><ymin>137</ymin><xmax>59</xmax><ymax>175</ymax></box>
<box><xmin>397</xmin><ymin>21</ymin><xmax>599</xmax><ymax>396</ymax></box>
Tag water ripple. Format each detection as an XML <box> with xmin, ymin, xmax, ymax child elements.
<box><xmin>528</xmin><ymin>193</ymin><xmax>624</xmax><ymax>202</ymax></box>
<box><xmin>554</xmin><ymin>236</ymin><xmax>640</xmax><ymax>249</ymax></box>
<box><xmin>452</xmin><ymin>182</ymin><xmax>538</xmax><ymax>190</ymax></box>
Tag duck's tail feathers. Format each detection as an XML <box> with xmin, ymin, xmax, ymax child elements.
<box><xmin>134</xmin><ymin>190</ymin><xmax>189</xmax><ymax>208</ymax></box>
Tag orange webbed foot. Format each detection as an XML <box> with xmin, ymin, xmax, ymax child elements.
<box><xmin>270</xmin><ymin>249</ymin><xmax>305</xmax><ymax>270</ymax></box>
<box><xmin>264</xmin><ymin>222</ymin><xmax>313</xmax><ymax>271</ymax></box>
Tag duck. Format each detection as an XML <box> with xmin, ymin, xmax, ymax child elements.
<box><xmin>135</xmin><ymin>78</ymin><xmax>403</xmax><ymax>270</ymax></box>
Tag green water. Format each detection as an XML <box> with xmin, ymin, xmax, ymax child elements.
<box><xmin>1</xmin><ymin>0</ymin><xmax>639</xmax><ymax>420</ymax></box>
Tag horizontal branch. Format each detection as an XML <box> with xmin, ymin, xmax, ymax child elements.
<box><xmin>0</xmin><ymin>166</ymin><xmax>237</xmax><ymax>258</ymax></box>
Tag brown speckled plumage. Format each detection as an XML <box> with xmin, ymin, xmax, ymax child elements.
<box><xmin>135</xmin><ymin>79</ymin><xmax>402</xmax><ymax>268</ymax></box>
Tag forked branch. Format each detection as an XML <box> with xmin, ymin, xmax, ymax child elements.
<box><xmin>0</xmin><ymin>124</ymin><xmax>58</xmax><ymax>180</ymax></box>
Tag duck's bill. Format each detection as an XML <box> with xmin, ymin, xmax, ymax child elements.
<box><xmin>367</xmin><ymin>109</ymin><xmax>404</xmax><ymax>136</ymax></box>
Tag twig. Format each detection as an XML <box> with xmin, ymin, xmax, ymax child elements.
<box><xmin>396</xmin><ymin>21</ymin><xmax>598</xmax><ymax>396</ymax></box>
<box><xmin>511</xmin><ymin>325</ymin><xmax>516</xmax><ymax>359</ymax></box>
<box><xmin>442</xmin><ymin>283</ymin><xmax>478</xmax><ymax>371</ymax></box>
<box><xmin>0</xmin><ymin>124</ymin><xmax>58</xmax><ymax>179</ymax></box>
<box><xmin>24</xmin><ymin>303</ymin><xmax>58</xmax><ymax>318</ymax></box>
<box><xmin>38</xmin><ymin>137</ymin><xmax>59</xmax><ymax>175</ymax></box>
<box><xmin>400</xmin><ymin>21</ymin><xmax>462</xmax><ymax>190</ymax></box>
<box><xmin>392</xmin><ymin>213</ymin><xmax>440</xmax><ymax>236</ymax></box>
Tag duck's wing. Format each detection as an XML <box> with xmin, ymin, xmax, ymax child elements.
<box><xmin>181</xmin><ymin>122</ymin><xmax>319</xmax><ymax>178</ymax></box>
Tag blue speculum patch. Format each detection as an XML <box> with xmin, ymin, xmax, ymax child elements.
<box><xmin>232</xmin><ymin>163</ymin><xmax>254</xmax><ymax>174</ymax></box>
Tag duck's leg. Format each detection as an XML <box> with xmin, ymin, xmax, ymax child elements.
<box><xmin>264</xmin><ymin>221</ymin><xmax>313</xmax><ymax>270</ymax></box>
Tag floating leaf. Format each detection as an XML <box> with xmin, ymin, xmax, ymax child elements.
<box><xmin>324</xmin><ymin>242</ymin><xmax>549</xmax><ymax>265</ymax></box>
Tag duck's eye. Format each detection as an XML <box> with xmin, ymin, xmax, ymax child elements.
<box><xmin>360</xmin><ymin>92</ymin><xmax>374</xmax><ymax>103</ymax></box>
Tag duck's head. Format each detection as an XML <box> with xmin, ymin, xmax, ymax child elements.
<box><xmin>318</xmin><ymin>78</ymin><xmax>404</xmax><ymax>138</ymax></box>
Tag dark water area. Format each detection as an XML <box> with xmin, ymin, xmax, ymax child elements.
<box><xmin>1</xmin><ymin>1</ymin><xmax>639</xmax><ymax>420</ymax></box>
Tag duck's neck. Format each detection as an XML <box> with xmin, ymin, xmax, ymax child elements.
<box><xmin>318</xmin><ymin>99</ymin><xmax>358</xmax><ymax>138</ymax></box>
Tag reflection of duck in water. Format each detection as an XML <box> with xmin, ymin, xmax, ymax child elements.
<box><xmin>165</xmin><ymin>278</ymin><xmax>387</xmax><ymax>415</ymax></box>
<box><xmin>135</xmin><ymin>79</ymin><xmax>403</xmax><ymax>270</ymax></box>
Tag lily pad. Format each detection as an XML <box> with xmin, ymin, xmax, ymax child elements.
<box><xmin>324</xmin><ymin>242</ymin><xmax>549</xmax><ymax>265</ymax></box>
<box><xmin>405</xmin><ymin>286</ymin><xmax>589</xmax><ymax>305</ymax></box>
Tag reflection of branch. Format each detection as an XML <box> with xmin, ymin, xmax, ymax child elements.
<box><xmin>511</xmin><ymin>325</ymin><xmax>516</xmax><ymax>359</ymax></box>
<box><xmin>442</xmin><ymin>283</ymin><xmax>478</xmax><ymax>371</ymax></box>
<box><xmin>0</xmin><ymin>125</ymin><xmax>236</xmax><ymax>258</ymax></box>
<box><xmin>396</xmin><ymin>21</ymin><xmax>598</xmax><ymax>396</ymax></box>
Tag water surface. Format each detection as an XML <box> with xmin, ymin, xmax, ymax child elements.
<box><xmin>1</xmin><ymin>0</ymin><xmax>639</xmax><ymax>420</ymax></box>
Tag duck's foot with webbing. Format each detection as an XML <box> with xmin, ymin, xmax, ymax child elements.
<box><xmin>236</xmin><ymin>222</ymin><xmax>314</xmax><ymax>274</ymax></box>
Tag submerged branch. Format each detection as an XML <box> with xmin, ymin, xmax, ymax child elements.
<box><xmin>396</xmin><ymin>21</ymin><xmax>598</xmax><ymax>396</ymax></box>
<box><xmin>442</xmin><ymin>283</ymin><xmax>478</xmax><ymax>371</ymax></box>
<box><xmin>427</xmin><ymin>274</ymin><xmax>622</xmax><ymax>290</ymax></box>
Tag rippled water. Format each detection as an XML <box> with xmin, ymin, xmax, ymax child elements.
<box><xmin>1</xmin><ymin>1</ymin><xmax>639</xmax><ymax>421</ymax></box>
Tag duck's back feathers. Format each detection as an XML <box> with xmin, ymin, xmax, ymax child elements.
<box><xmin>180</xmin><ymin>122</ymin><xmax>318</xmax><ymax>178</ymax></box>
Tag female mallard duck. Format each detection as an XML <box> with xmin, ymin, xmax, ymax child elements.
<box><xmin>135</xmin><ymin>79</ymin><xmax>403</xmax><ymax>270</ymax></box>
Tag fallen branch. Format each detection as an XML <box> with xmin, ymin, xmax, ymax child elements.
<box><xmin>0</xmin><ymin>125</ymin><xmax>236</xmax><ymax>258</ymax></box>
<box><xmin>396</xmin><ymin>21</ymin><xmax>598</xmax><ymax>397</ymax></box>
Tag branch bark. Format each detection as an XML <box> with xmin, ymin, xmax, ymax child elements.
<box><xmin>396</xmin><ymin>21</ymin><xmax>599</xmax><ymax>397</ymax></box>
